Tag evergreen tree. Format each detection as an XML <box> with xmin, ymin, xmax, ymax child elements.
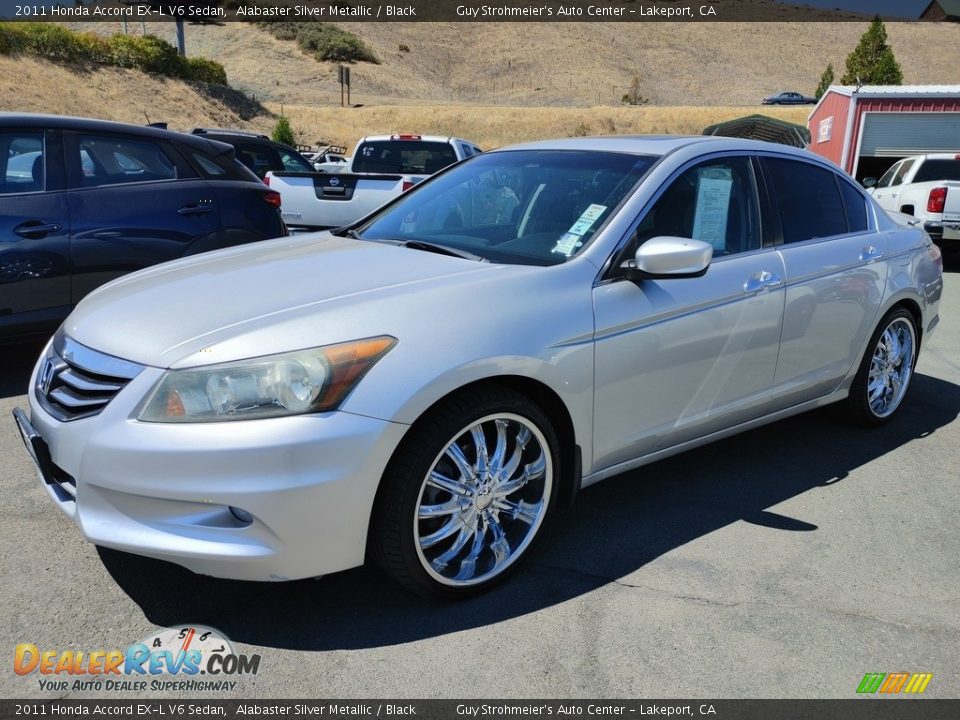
<box><xmin>841</xmin><ymin>16</ymin><xmax>903</xmax><ymax>86</ymax></box>
<box><xmin>815</xmin><ymin>63</ymin><xmax>834</xmax><ymax>100</ymax></box>
<box><xmin>272</xmin><ymin>116</ymin><xmax>295</xmax><ymax>146</ymax></box>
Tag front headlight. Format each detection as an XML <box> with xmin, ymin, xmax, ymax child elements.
<box><xmin>138</xmin><ymin>336</ymin><xmax>396</xmax><ymax>423</ymax></box>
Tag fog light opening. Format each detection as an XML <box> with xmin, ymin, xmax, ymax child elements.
<box><xmin>229</xmin><ymin>506</ymin><xmax>254</xmax><ymax>525</ymax></box>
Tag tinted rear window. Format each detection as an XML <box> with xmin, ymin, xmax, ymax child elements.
<box><xmin>765</xmin><ymin>158</ymin><xmax>847</xmax><ymax>243</ymax></box>
<box><xmin>913</xmin><ymin>159</ymin><xmax>960</xmax><ymax>183</ymax></box>
<box><xmin>838</xmin><ymin>179</ymin><xmax>868</xmax><ymax>233</ymax></box>
<box><xmin>353</xmin><ymin>140</ymin><xmax>457</xmax><ymax>175</ymax></box>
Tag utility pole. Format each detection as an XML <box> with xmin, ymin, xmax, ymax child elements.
<box><xmin>175</xmin><ymin>18</ymin><xmax>185</xmax><ymax>56</ymax></box>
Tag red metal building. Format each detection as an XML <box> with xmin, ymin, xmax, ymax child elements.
<box><xmin>807</xmin><ymin>85</ymin><xmax>960</xmax><ymax>181</ymax></box>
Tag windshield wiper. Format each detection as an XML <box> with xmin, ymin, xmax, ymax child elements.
<box><xmin>397</xmin><ymin>240</ymin><xmax>488</xmax><ymax>263</ymax></box>
<box><xmin>332</xmin><ymin>227</ymin><xmax>361</xmax><ymax>239</ymax></box>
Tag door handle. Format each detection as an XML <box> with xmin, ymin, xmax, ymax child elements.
<box><xmin>860</xmin><ymin>246</ymin><xmax>884</xmax><ymax>262</ymax></box>
<box><xmin>178</xmin><ymin>204</ymin><xmax>215</xmax><ymax>216</ymax></box>
<box><xmin>13</xmin><ymin>221</ymin><xmax>62</xmax><ymax>238</ymax></box>
<box><xmin>743</xmin><ymin>271</ymin><xmax>783</xmax><ymax>294</ymax></box>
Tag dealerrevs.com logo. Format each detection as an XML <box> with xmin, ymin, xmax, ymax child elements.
<box><xmin>14</xmin><ymin>625</ymin><xmax>261</xmax><ymax>693</ymax></box>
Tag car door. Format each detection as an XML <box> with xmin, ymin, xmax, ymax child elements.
<box><xmin>591</xmin><ymin>155</ymin><xmax>786</xmax><ymax>472</ymax></box>
<box><xmin>760</xmin><ymin>155</ymin><xmax>887</xmax><ymax>410</ymax></box>
<box><xmin>871</xmin><ymin>159</ymin><xmax>912</xmax><ymax>211</ymax></box>
<box><xmin>0</xmin><ymin>128</ymin><xmax>72</xmax><ymax>336</ymax></box>
<box><xmin>64</xmin><ymin>131</ymin><xmax>221</xmax><ymax>304</ymax></box>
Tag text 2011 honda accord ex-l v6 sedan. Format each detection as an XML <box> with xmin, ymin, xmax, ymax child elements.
<box><xmin>14</xmin><ymin>137</ymin><xmax>944</xmax><ymax>598</ymax></box>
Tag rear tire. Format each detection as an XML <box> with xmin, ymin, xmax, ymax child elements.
<box><xmin>370</xmin><ymin>386</ymin><xmax>559</xmax><ymax>599</ymax></box>
<box><xmin>840</xmin><ymin>308</ymin><xmax>917</xmax><ymax>426</ymax></box>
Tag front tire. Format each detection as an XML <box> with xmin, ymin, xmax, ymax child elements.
<box><xmin>370</xmin><ymin>386</ymin><xmax>559</xmax><ymax>599</ymax></box>
<box><xmin>841</xmin><ymin>308</ymin><xmax>918</xmax><ymax>425</ymax></box>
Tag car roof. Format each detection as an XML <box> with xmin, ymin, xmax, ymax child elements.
<box><xmin>0</xmin><ymin>112</ymin><xmax>230</xmax><ymax>154</ymax></box>
<box><xmin>488</xmin><ymin>134</ymin><xmax>819</xmax><ymax>159</ymax></box>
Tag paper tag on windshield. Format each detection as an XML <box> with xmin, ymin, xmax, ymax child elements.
<box><xmin>552</xmin><ymin>233</ymin><xmax>582</xmax><ymax>257</ymax></box>
<box><xmin>567</xmin><ymin>204</ymin><xmax>607</xmax><ymax>236</ymax></box>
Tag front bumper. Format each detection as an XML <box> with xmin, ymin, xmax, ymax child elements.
<box><xmin>22</xmin><ymin>358</ymin><xmax>409</xmax><ymax>582</ymax></box>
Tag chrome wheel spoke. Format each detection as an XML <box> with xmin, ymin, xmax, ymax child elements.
<box><xmin>494</xmin><ymin>449</ymin><xmax>545</xmax><ymax>497</ymax></box>
<box><xmin>420</xmin><ymin>514</ymin><xmax>465</xmax><ymax>550</ymax></box>
<box><xmin>453</xmin><ymin>519</ymin><xmax>488</xmax><ymax>581</ymax></box>
<box><xmin>487</xmin><ymin>517</ymin><xmax>511</xmax><ymax>568</ymax></box>
<box><xmin>418</xmin><ymin>498</ymin><xmax>466</xmax><ymax>519</ymax></box>
<box><xmin>500</xmin><ymin>426</ymin><xmax>531</xmax><ymax>479</ymax></box>
<box><xmin>493</xmin><ymin>498</ymin><xmax>543</xmax><ymax>525</ymax></box>
<box><xmin>469</xmin><ymin>425</ymin><xmax>488</xmax><ymax>476</ymax></box>
<box><xmin>432</xmin><ymin>522</ymin><xmax>477</xmax><ymax>572</ymax></box>
<box><xmin>445</xmin><ymin>443</ymin><xmax>473</xmax><ymax>481</ymax></box>
<box><xmin>488</xmin><ymin>419</ymin><xmax>508</xmax><ymax>475</ymax></box>
<box><xmin>427</xmin><ymin>471</ymin><xmax>473</xmax><ymax>498</ymax></box>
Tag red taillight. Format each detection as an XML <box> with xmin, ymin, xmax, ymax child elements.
<box><xmin>391</xmin><ymin>134</ymin><xmax>422</xmax><ymax>141</ymax></box>
<box><xmin>928</xmin><ymin>186</ymin><xmax>947</xmax><ymax>214</ymax></box>
<box><xmin>401</xmin><ymin>180</ymin><xmax>414</xmax><ymax>192</ymax></box>
<box><xmin>263</xmin><ymin>175</ymin><xmax>270</xmax><ymax>186</ymax></box>
<box><xmin>262</xmin><ymin>190</ymin><xmax>282</xmax><ymax>209</ymax></box>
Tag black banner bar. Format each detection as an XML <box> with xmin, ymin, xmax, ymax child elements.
<box><xmin>2</xmin><ymin>700</ymin><xmax>960</xmax><ymax>720</ymax></box>
<box><xmin>0</xmin><ymin>0</ymin><xmax>923</xmax><ymax>23</ymax></box>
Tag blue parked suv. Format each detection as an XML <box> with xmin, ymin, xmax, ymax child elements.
<box><xmin>0</xmin><ymin>113</ymin><xmax>286</xmax><ymax>340</ymax></box>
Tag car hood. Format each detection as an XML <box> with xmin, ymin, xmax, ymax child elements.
<box><xmin>63</xmin><ymin>233</ymin><xmax>506</xmax><ymax>368</ymax></box>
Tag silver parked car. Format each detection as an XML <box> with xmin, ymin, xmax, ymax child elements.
<box><xmin>14</xmin><ymin>137</ymin><xmax>944</xmax><ymax>598</ymax></box>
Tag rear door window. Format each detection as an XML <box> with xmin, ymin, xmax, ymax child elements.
<box><xmin>838</xmin><ymin>180</ymin><xmax>869</xmax><ymax>233</ymax></box>
<box><xmin>353</xmin><ymin>140</ymin><xmax>457</xmax><ymax>175</ymax></box>
<box><xmin>764</xmin><ymin>157</ymin><xmax>848</xmax><ymax>243</ymax></box>
<box><xmin>73</xmin><ymin>134</ymin><xmax>178</xmax><ymax>188</ymax></box>
<box><xmin>0</xmin><ymin>132</ymin><xmax>44</xmax><ymax>194</ymax></box>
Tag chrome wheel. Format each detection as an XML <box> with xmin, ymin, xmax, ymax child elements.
<box><xmin>867</xmin><ymin>317</ymin><xmax>915</xmax><ymax>418</ymax></box>
<box><xmin>413</xmin><ymin>413</ymin><xmax>553</xmax><ymax>587</ymax></box>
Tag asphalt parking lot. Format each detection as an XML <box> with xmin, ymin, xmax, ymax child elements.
<box><xmin>1</xmin><ymin>259</ymin><xmax>958</xmax><ymax>700</ymax></box>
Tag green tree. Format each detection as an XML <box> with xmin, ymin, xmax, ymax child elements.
<box><xmin>841</xmin><ymin>16</ymin><xmax>903</xmax><ymax>86</ymax></box>
<box><xmin>815</xmin><ymin>63</ymin><xmax>834</xmax><ymax>100</ymax></box>
<box><xmin>272</xmin><ymin>116</ymin><xmax>295</xmax><ymax>146</ymax></box>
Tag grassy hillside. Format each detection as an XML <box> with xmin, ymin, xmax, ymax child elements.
<box><xmin>0</xmin><ymin>55</ymin><xmax>268</xmax><ymax>128</ymax></box>
<box><xmin>68</xmin><ymin>19</ymin><xmax>960</xmax><ymax>108</ymax></box>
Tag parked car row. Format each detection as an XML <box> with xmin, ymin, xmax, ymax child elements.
<box><xmin>13</xmin><ymin>132</ymin><xmax>943</xmax><ymax>599</ymax></box>
<box><xmin>1</xmin><ymin>113</ymin><xmax>286</xmax><ymax>340</ymax></box>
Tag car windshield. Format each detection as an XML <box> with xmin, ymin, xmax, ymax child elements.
<box><xmin>352</xmin><ymin>150</ymin><xmax>657</xmax><ymax>266</ymax></box>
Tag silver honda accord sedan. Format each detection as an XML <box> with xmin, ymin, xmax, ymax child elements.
<box><xmin>14</xmin><ymin>136</ymin><xmax>944</xmax><ymax>598</ymax></box>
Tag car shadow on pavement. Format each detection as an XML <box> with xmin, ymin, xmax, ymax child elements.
<box><xmin>98</xmin><ymin>371</ymin><xmax>960</xmax><ymax>651</ymax></box>
<box><xmin>0</xmin><ymin>340</ymin><xmax>45</xmax><ymax>399</ymax></box>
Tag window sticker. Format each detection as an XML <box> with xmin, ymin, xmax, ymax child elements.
<box><xmin>552</xmin><ymin>232</ymin><xmax>583</xmax><ymax>257</ymax></box>
<box><xmin>691</xmin><ymin>169</ymin><xmax>732</xmax><ymax>251</ymax></box>
<box><xmin>567</xmin><ymin>203</ymin><xmax>608</xmax><ymax>237</ymax></box>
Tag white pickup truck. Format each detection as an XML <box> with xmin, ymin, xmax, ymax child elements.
<box><xmin>265</xmin><ymin>134</ymin><xmax>483</xmax><ymax>231</ymax></box>
<box><xmin>865</xmin><ymin>153</ymin><xmax>960</xmax><ymax>246</ymax></box>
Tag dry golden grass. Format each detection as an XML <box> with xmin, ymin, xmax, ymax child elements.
<box><xmin>0</xmin><ymin>55</ymin><xmax>264</xmax><ymax>130</ymax></box>
<box><xmin>60</xmin><ymin>20</ymin><xmax>960</xmax><ymax>109</ymax></box>
<box><xmin>267</xmin><ymin>103</ymin><xmax>812</xmax><ymax>150</ymax></box>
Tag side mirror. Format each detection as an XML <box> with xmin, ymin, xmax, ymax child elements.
<box><xmin>861</xmin><ymin>177</ymin><xmax>877</xmax><ymax>189</ymax></box>
<box><xmin>621</xmin><ymin>236</ymin><xmax>713</xmax><ymax>280</ymax></box>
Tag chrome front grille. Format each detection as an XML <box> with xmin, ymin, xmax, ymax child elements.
<box><xmin>36</xmin><ymin>332</ymin><xmax>144</xmax><ymax>422</ymax></box>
